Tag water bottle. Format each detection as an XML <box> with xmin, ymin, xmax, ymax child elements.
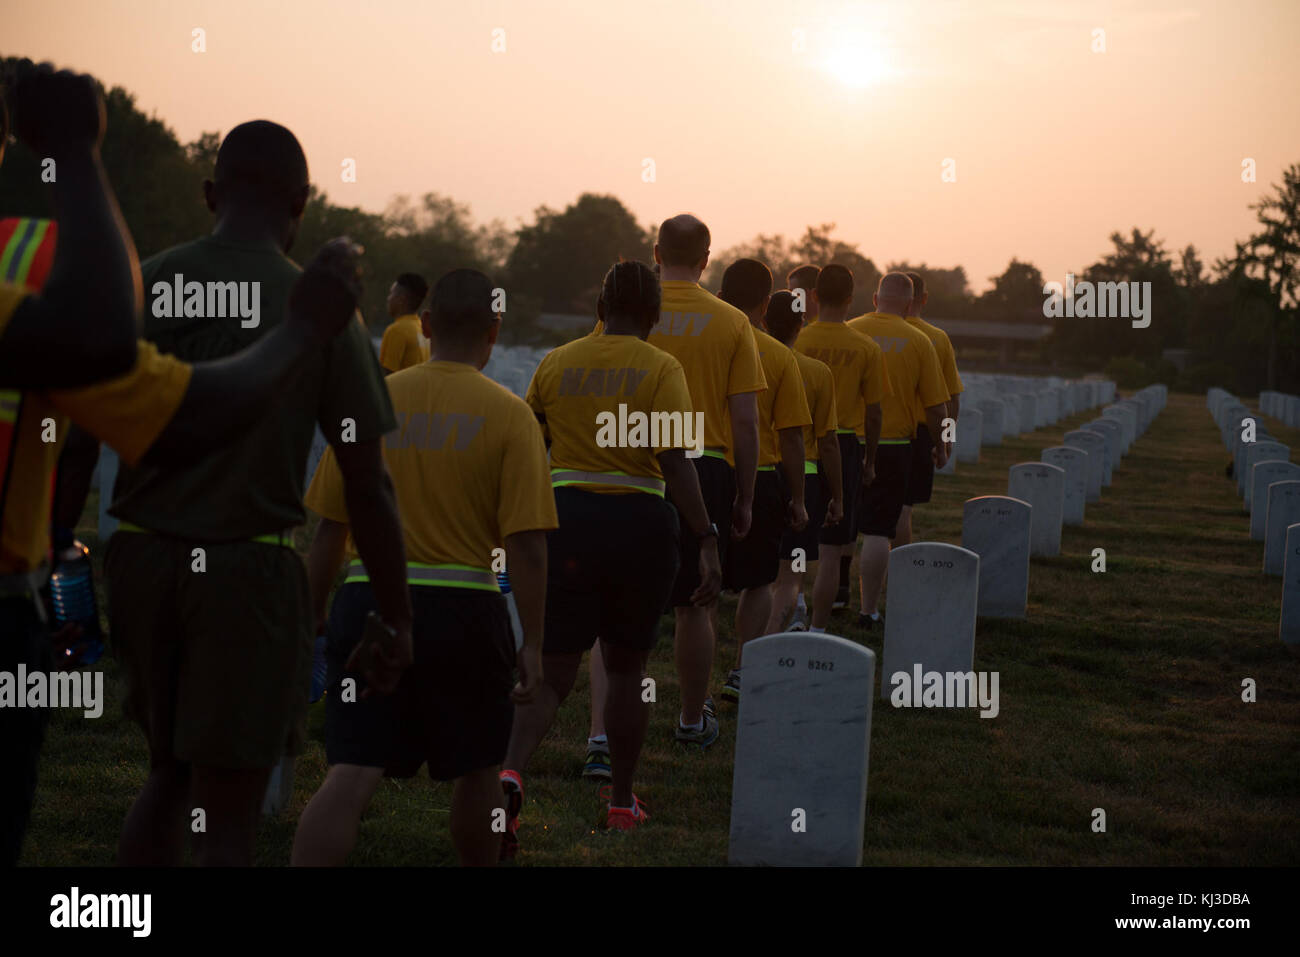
<box><xmin>496</xmin><ymin>570</ymin><xmax>524</xmax><ymax>652</ymax></box>
<box><xmin>47</xmin><ymin>537</ymin><xmax>105</xmax><ymax>666</ymax></box>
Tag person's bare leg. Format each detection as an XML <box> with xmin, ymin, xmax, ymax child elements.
<box><xmin>767</xmin><ymin>563</ymin><xmax>802</xmax><ymax>635</ymax></box>
<box><xmin>894</xmin><ymin>505</ymin><xmax>913</xmax><ymax>547</ymax></box>
<box><xmin>188</xmin><ymin>764</ymin><xmax>273</xmax><ymax>866</ymax></box>
<box><xmin>291</xmin><ymin>763</ymin><xmax>384</xmax><ymax>866</ymax></box>
<box><xmin>450</xmin><ymin>765</ymin><xmax>506</xmax><ymax>866</ymax></box>
<box><xmin>118</xmin><ymin>762</ymin><xmax>191</xmax><ymax>866</ymax></box>
<box><xmin>503</xmin><ymin>653</ymin><xmax>581</xmax><ymax>773</ymax></box>
<box><xmin>674</xmin><ymin>605</ymin><xmax>714</xmax><ymax>725</ymax></box>
<box><xmin>858</xmin><ymin>535</ymin><xmax>891</xmax><ymax>617</ymax></box>
<box><xmin>733</xmin><ymin>586</ymin><xmax>772</xmax><ymax>668</ymax></box>
<box><xmin>810</xmin><ymin>544</ymin><xmax>841</xmax><ymax>629</ymax></box>
<box><xmin>587</xmin><ymin>640</ymin><xmax>608</xmax><ymax>740</ymax></box>
<box><xmin>601</xmin><ymin>641</ymin><xmax>651</xmax><ymax>809</ymax></box>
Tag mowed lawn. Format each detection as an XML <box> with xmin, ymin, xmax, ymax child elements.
<box><xmin>23</xmin><ymin>390</ymin><xmax>1300</xmax><ymax>866</ymax></box>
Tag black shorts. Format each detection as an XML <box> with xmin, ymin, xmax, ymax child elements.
<box><xmin>905</xmin><ymin>425</ymin><xmax>935</xmax><ymax>506</ymax></box>
<box><xmin>668</xmin><ymin>454</ymin><xmax>734</xmax><ymax>607</ymax></box>
<box><xmin>725</xmin><ymin>468</ymin><xmax>787</xmax><ymax>590</ymax></box>
<box><xmin>545</xmin><ymin>487</ymin><xmax>679</xmax><ymax>654</ymax></box>
<box><xmin>821</xmin><ymin>433</ymin><xmax>862</xmax><ymax>547</ymax></box>
<box><xmin>857</xmin><ymin>441</ymin><xmax>913</xmax><ymax>539</ymax></box>
<box><xmin>0</xmin><ymin>596</ymin><xmax>50</xmax><ymax>866</ymax></box>
<box><xmin>324</xmin><ymin>581</ymin><xmax>514</xmax><ymax>781</ymax></box>
<box><xmin>781</xmin><ymin>464</ymin><xmax>827</xmax><ymax>562</ymax></box>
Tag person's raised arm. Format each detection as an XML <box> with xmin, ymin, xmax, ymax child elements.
<box><xmin>332</xmin><ymin>437</ymin><xmax>412</xmax><ymax>693</ymax></box>
<box><xmin>0</xmin><ymin>62</ymin><xmax>137</xmax><ymax>387</ymax></box>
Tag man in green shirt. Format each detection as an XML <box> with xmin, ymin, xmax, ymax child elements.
<box><xmin>106</xmin><ymin>121</ymin><xmax>413</xmax><ymax>867</ymax></box>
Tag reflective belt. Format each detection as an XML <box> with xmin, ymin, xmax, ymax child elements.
<box><xmin>879</xmin><ymin>438</ymin><xmax>911</xmax><ymax>445</ymax></box>
<box><xmin>549</xmin><ymin>468</ymin><xmax>665</xmax><ymax>497</ymax></box>
<box><xmin>756</xmin><ymin>464</ymin><xmax>777</xmax><ymax>472</ymax></box>
<box><xmin>116</xmin><ymin>520</ymin><xmax>294</xmax><ymax>548</ymax></box>
<box><xmin>804</xmin><ymin>460</ymin><xmax>819</xmax><ymax>475</ymax></box>
<box><xmin>344</xmin><ymin>560</ymin><xmax>500</xmax><ymax>592</ymax></box>
<box><xmin>700</xmin><ymin>446</ymin><xmax>728</xmax><ymax>462</ymax></box>
<box><xmin>835</xmin><ymin>428</ymin><xmax>857</xmax><ymax>436</ymax></box>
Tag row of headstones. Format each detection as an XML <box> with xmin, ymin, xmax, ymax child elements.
<box><xmin>1258</xmin><ymin>390</ymin><xmax>1300</xmax><ymax>429</ymax></box>
<box><xmin>963</xmin><ymin>385</ymin><xmax>1167</xmax><ymax>618</ymax></box>
<box><xmin>729</xmin><ymin>384</ymin><xmax>1167</xmax><ymax>865</ymax></box>
<box><xmin>1206</xmin><ymin>388</ymin><xmax>1300</xmax><ymax>573</ymax></box>
<box><xmin>1206</xmin><ymin>388</ymin><xmax>1300</xmax><ymax>651</ymax></box>
<box><xmin>942</xmin><ymin>376</ymin><xmax>1118</xmax><ymax>472</ymax></box>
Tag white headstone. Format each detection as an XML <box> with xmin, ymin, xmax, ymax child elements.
<box><xmin>1017</xmin><ymin>394</ymin><xmax>1038</xmax><ymax>432</ymax></box>
<box><xmin>1264</xmin><ymin>481</ymin><xmax>1300</xmax><ymax>576</ymax></box>
<box><xmin>978</xmin><ymin>400</ymin><xmax>1005</xmax><ymax>446</ymax></box>
<box><xmin>1002</xmin><ymin>394</ymin><xmax>1022</xmax><ymax>436</ymax></box>
<box><xmin>728</xmin><ymin>632</ymin><xmax>875</xmax><ymax>866</ymax></box>
<box><xmin>1008</xmin><ymin>462</ymin><xmax>1065</xmax><ymax>556</ymax></box>
<box><xmin>1063</xmin><ymin>430</ymin><xmax>1106</xmax><ymax>503</ymax></box>
<box><xmin>961</xmin><ymin>496</ymin><xmax>1031</xmax><ymax>618</ymax></box>
<box><xmin>1041</xmin><ymin>446</ymin><xmax>1087</xmax><ymax>526</ymax></box>
<box><xmin>1085</xmin><ymin>419</ymin><xmax>1120</xmax><ymax>486</ymax></box>
<box><xmin>1250</xmin><ymin>461</ymin><xmax>1300</xmax><ymax>540</ymax></box>
<box><xmin>880</xmin><ymin>543</ymin><xmax>979</xmax><ymax>697</ymax></box>
<box><xmin>956</xmin><ymin>409</ymin><xmax>983</xmax><ymax>463</ymax></box>
<box><xmin>1242</xmin><ymin>442</ymin><xmax>1290</xmax><ymax>506</ymax></box>
<box><xmin>1281</xmin><ymin>523</ymin><xmax>1300</xmax><ymax>649</ymax></box>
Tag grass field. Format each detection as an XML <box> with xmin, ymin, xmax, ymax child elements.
<box><xmin>22</xmin><ymin>391</ymin><xmax>1300</xmax><ymax>866</ymax></box>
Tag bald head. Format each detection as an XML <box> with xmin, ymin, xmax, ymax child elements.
<box><xmin>656</xmin><ymin>214</ymin><xmax>711</xmax><ymax>271</ymax></box>
<box><xmin>212</xmin><ymin>120</ymin><xmax>309</xmax><ymax>209</ymax></box>
<box><xmin>874</xmin><ymin>271</ymin><xmax>914</xmax><ymax>315</ymax></box>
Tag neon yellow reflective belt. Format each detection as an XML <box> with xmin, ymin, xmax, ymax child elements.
<box><xmin>835</xmin><ymin>428</ymin><xmax>857</xmax><ymax>435</ymax></box>
<box><xmin>344</xmin><ymin>560</ymin><xmax>500</xmax><ymax>592</ymax></box>
<box><xmin>116</xmin><ymin>521</ymin><xmax>294</xmax><ymax>547</ymax></box>
<box><xmin>700</xmin><ymin>448</ymin><xmax>728</xmax><ymax>461</ymax></box>
<box><xmin>804</xmin><ymin>460</ymin><xmax>819</xmax><ymax>475</ymax></box>
<box><xmin>879</xmin><ymin>438</ymin><xmax>911</xmax><ymax>445</ymax></box>
<box><xmin>549</xmin><ymin>468</ymin><xmax>665</xmax><ymax>497</ymax></box>
<box><xmin>756</xmin><ymin>464</ymin><xmax>777</xmax><ymax>472</ymax></box>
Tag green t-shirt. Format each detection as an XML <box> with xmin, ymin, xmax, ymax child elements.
<box><xmin>110</xmin><ymin>235</ymin><xmax>395</xmax><ymax>540</ymax></box>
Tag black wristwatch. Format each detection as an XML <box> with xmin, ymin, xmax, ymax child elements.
<box><xmin>696</xmin><ymin>522</ymin><xmax>720</xmax><ymax>543</ymax></box>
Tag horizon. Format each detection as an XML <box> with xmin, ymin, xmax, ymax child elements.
<box><xmin>6</xmin><ymin>0</ymin><xmax>1299</xmax><ymax>292</ymax></box>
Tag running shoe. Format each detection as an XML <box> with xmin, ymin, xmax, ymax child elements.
<box><xmin>674</xmin><ymin>709</ymin><xmax>720</xmax><ymax>749</ymax></box>
<box><xmin>720</xmin><ymin>669</ymin><xmax>741</xmax><ymax>703</ymax></box>
<box><xmin>499</xmin><ymin>769</ymin><xmax>523</xmax><ymax>861</ymax></box>
<box><xmin>787</xmin><ymin>607</ymin><xmax>809</xmax><ymax>632</ymax></box>
<box><xmin>600</xmin><ymin>786</ymin><xmax>649</xmax><ymax>831</ymax></box>
<box><xmin>583</xmin><ymin>741</ymin><xmax>612</xmax><ymax>780</ymax></box>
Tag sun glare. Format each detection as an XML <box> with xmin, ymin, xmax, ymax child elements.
<box><xmin>821</xmin><ymin>34</ymin><xmax>895</xmax><ymax>90</ymax></box>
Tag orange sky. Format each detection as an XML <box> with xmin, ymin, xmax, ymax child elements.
<box><xmin>7</xmin><ymin>0</ymin><xmax>1299</xmax><ymax>291</ymax></box>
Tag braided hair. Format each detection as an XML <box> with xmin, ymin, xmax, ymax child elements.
<box><xmin>599</xmin><ymin>259</ymin><xmax>660</xmax><ymax>332</ymax></box>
